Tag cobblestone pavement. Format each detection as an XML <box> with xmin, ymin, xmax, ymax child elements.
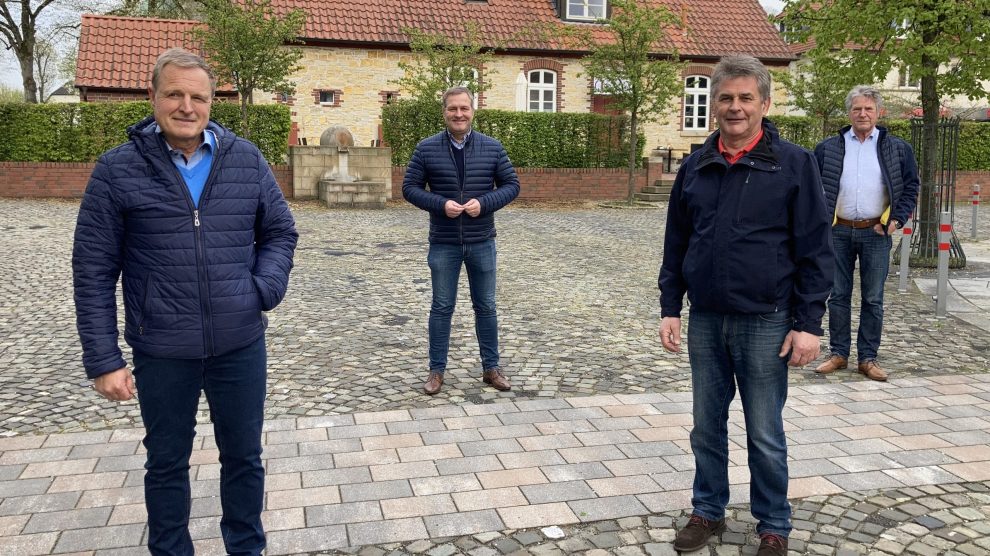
<box><xmin>1</xmin><ymin>198</ymin><xmax>990</xmax><ymax>555</ymax></box>
<box><xmin>1</xmin><ymin>199</ymin><xmax>988</xmax><ymax>435</ymax></box>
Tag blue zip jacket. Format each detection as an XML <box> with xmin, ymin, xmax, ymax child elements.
<box><xmin>658</xmin><ymin>120</ymin><xmax>835</xmax><ymax>335</ymax></box>
<box><xmin>402</xmin><ymin>129</ymin><xmax>520</xmax><ymax>244</ymax></box>
<box><xmin>73</xmin><ymin>116</ymin><xmax>298</xmax><ymax>378</ymax></box>
<box><xmin>814</xmin><ymin>125</ymin><xmax>920</xmax><ymax>226</ymax></box>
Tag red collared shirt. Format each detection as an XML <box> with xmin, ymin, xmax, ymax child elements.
<box><xmin>718</xmin><ymin>129</ymin><xmax>764</xmax><ymax>165</ymax></box>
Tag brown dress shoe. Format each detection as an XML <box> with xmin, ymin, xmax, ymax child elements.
<box><xmin>815</xmin><ymin>355</ymin><xmax>848</xmax><ymax>374</ymax></box>
<box><xmin>482</xmin><ymin>366</ymin><xmax>511</xmax><ymax>391</ymax></box>
<box><xmin>423</xmin><ymin>371</ymin><xmax>443</xmax><ymax>395</ymax></box>
<box><xmin>673</xmin><ymin>514</ymin><xmax>726</xmax><ymax>552</ymax></box>
<box><xmin>757</xmin><ymin>533</ymin><xmax>788</xmax><ymax>556</ymax></box>
<box><xmin>858</xmin><ymin>360</ymin><xmax>888</xmax><ymax>381</ymax></box>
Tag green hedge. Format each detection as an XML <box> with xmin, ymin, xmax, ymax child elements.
<box><xmin>382</xmin><ymin>100</ymin><xmax>643</xmax><ymax>168</ymax></box>
<box><xmin>768</xmin><ymin>115</ymin><xmax>990</xmax><ymax>171</ymax></box>
<box><xmin>0</xmin><ymin>101</ymin><xmax>291</xmax><ymax>164</ymax></box>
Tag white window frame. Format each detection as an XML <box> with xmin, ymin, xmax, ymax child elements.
<box><xmin>567</xmin><ymin>0</ymin><xmax>606</xmax><ymax>21</ymax></box>
<box><xmin>319</xmin><ymin>90</ymin><xmax>335</xmax><ymax>105</ymax></box>
<box><xmin>452</xmin><ymin>67</ymin><xmax>480</xmax><ymax>109</ymax></box>
<box><xmin>682</xmin><ymin>76</ymin><xmax>710</xmax><ymax>131</ymax></box>
<box><xmin>527</xmin><ymin>69</ymin><xmax>557</xmax><ymax>113</ymax></box>
<box><xmin>898</xmin><ymin>66</ymin><xmax>920</xmax><ymax>89</ymax></box>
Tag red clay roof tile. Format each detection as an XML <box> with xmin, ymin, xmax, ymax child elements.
<box><xmin>76</xmin><ymin>1</ymin><xmax>790</xmax><ymax>91</ymax></box>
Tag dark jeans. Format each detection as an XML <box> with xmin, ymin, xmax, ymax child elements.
<box><xmin>686</xmin><ymin>309</ymin><xmax>792</xmax><ymax>537</ymax></box>
<box><xmin>827</xmin><ymin>225</ymin><xmax>892</xmax><ymax>362</ymax></box>
<box><xmin>427</xmin><ymin>240</ymin><xmax>499</xmax><ymax>373</ymax></box>
<box><xmin>133</xmin><ymin>335</ymin><xmax>267</xmax><ymax>556</ymax></box>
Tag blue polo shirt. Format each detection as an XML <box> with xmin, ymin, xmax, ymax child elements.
<box><xmin>157</xmin><ymin>126</ymin><xmax>217</xmax><ymax>207</ymax></box>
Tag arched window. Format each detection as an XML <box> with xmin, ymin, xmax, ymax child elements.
<box><xmin>683</xmin><ymin>76</ymin><xmax>709</xmax><ymax>130</ymax></box>
<box><xmin>528</xmin><ymin>70</ymin><xmax>556</xmax><ymax>112</ymax></box>
<box><xmin>451</xmin><ymin>67</ymin><xmax>480</xmax><ymax>109</ymax></box>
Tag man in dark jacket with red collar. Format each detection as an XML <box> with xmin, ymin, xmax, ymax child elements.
<box><xmin>72</xmin><ymin>48</ymin><xmax>297</xmax><ymax>556</ymax></box>
<box><xmin>403</xmin><ymin>86</ymin><xmax>520</xmax><ymax>395</ymax></box>
<box><xmin>658</xmin><ymin>56</ymin><xmax>834</xmax><ymax>556</ymax></box>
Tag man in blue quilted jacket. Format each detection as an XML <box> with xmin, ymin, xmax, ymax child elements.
<box><xmin>813</xmin><ymin>86</ymin><xmax>920</xmax><ymax>382</ymax></box>
<box><xmin>403</xmin><ymin>86</ymin><xmax>521</xmax><ymax>395</ymax></box>
<box><xmin>72</xmin><ymin>48</ymin><xmax>297</xmax><ymax>556</ymax></box>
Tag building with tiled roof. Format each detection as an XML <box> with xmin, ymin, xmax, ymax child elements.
<box><xmin>75</xmin><ymin>14</ymin><xmax>236</xmax><ymax>101</ymax></box>
<box><xmin>75</xmin><ymin>0</ymin><xmax>794</xmax><ymax>155</ymax></box>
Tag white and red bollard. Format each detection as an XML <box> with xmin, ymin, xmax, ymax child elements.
<box><xmin>973</xmin><ymin>184</ymin><xmax>981</xmax><ymax>240</ymax></box>
<box><xmin>898</xmin><ymin>219</ymin><xmax>912</xmax><ymax>293</ymax></box>
<box><xmin>936</xmin><ymin>211</ymin><xmax>951</xmax><ymax>318</ymax></box>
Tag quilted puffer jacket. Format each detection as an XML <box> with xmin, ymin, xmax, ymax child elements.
<box><xmin>814</xmin><ymin>125</ymin><xmax>920</xmax><ymax>226</ymax></box>
<box><xmin>402</xmin><ymin>129</ymin><xmax>520</xmax><ymax>244</ymax></box>
<box><xmin>72</xmin><ymin>116</ymin><xmax>298</xmax><ymax>378</ymax></box>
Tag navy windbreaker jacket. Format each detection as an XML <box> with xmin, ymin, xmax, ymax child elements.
<box><xmin>72</xmin><ymin>116</ymin><xmax>298</xmax><ymax>378</ymax></box>
<box><xmin>402</xmin><ymin>129</ymin><xmax>520</xmax><ymax>244</ymax></box>
<box><xmin>658</xmin><ymin>120</ymin><xmax>835</xmax><ymax>335</ymax></box>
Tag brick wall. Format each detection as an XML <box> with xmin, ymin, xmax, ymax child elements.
<box><xmin>0</xmin><ymin>162</ymin><xmax>294</xmax><ymax>200</ymax></box>
<box><xmin>391</xmin><ymin>166</ymin><xmax>648</xmax><ymax>201</ymax></box>
<box><xmin>955</xmin><ymin>171</ymin><xmax>990</xmax><ymax>202</ymax></box>
<box><xmin>4</xmin><ymin>161</ymin><xmax>987</xmax><ymax>205</ymax></box>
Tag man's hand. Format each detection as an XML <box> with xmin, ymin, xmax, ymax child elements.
<box><xmin>874</xmin><ymin>220</ymin><xmax>899</xmax><ymax>236</ymax></box>
<box><xmin>779</xmin><ymin>330</ymin><xmax>820</xmax><ymax>367</ymax></box>
<box><xmin>444</xmin><ymin>200</ymin><xmax>465</xmax><ymax>218</ymax></box>
<box><xmin>93</xmin><ymin>367</ymin><xmax>136</xmax><ymax>401</ymax></box>
<box><xmin>659</xmin><ymin>317</ymin><xmax>682</xmax><ymax>353</ymax></box>
<box><xmin>463</xmin><ymin>198</ymin><xmax>482</xmax><ymax>217</ymax></box>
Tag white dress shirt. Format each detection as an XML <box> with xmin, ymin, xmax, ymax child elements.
<box><xmin>835</xmin><ymin>127</ymin><xmax>888</xmax><ymax>220</ymax></box>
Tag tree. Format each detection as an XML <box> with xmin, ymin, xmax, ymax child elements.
<box><xmin>771</xmin><ymin>52</ymin><xmax>868</xmax><ymax>139</ymax></box>
<box><xmin>189</xmin><ymin>0</ymin><xmax>305</xmax><ymax>138</ymax></box>
<box><xmin>110</xmin><ymin>0</ymin><xmax>193</xmax><ymax>19</ymax></box>
<box><xmin>783</xmin><ymin>0</ymin><xmax>990</xmax><ymax>265</ymax></box>
<box><xmin>1</xmin><ymin>0</ymin><xmax>57</xmax><ymax>102</ymax></box>
<box><xmin>394</xmin><ymin>22</ymin><xmax>496</xmax><ymax>104</ymax></box>
<box><xmin>575</xmin><ymin>0</ymin><xmax>682</xmax><ymax>204</ymax></box>
<box><xmin>32</xmin><ymin>36</ymin><xmax>63</xmax><ymax>102</ymax></box>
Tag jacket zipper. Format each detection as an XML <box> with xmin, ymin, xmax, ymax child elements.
<box><xmin>167</xmin><ymin>136</ymin><xmax>223</xmax><ymax>357</ymax></box>
<box><xmin>448</xmin><ymin>135</ymin><xmax>464</xmax><ymax>244</ymax></box>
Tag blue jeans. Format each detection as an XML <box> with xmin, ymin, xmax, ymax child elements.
<box><xmin>827</xmin><ymin>225</ymin><xmax>892</xmax><ymax>362</ymax></box>
<box><xmin>427</xmin><ymin>240</ymin><xmax>499</xmax><ymax>373</ymax></box>
<box><xmin>687</xmin><ymin>309</ymin><xmax>791</xmax><ymax>537</ymax></box>
<box><xmin>133</xmin><ymin>335</ymin><xmax>267</xmax><ymax>556</ymax></box>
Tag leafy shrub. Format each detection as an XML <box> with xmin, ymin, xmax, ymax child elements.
<box><xmin>382</xmin><ymin>99</ymin><xmax>643</xmax><ymax>168</ymax></box>
<box><xmin>0</xmin><ymin>101</ymin><xmax>290</xmax><ymax>164</ymax></box>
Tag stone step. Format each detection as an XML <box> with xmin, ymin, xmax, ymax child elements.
<box><xmin>636</xmin><ymin>192</ymin><xmax>669</xmax><ymax>202</ymax></box>
<box><xmin>641</xmin><ymin>185</ymin><xmax>670</xmax><ymax>194</ymax></box>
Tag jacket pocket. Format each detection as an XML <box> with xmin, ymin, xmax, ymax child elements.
<box><xmin>138</xmin><ymin>274</ymin><xmax>154</xmax><ymax>334</ymax></box>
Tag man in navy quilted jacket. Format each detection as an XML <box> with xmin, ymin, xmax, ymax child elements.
<box><xmin>402</xmin><ymin>86</ymin><xmax>520</xmax><ymax>395</ymax></box>
<box><xmin>72</xmin><ymin>48</ymin><xmax>297</xmax><ymax>556</ymax></box>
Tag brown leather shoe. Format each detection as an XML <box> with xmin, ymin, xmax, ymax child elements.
<box><xmin>815</xmin><ymin>354</ymin><xmax>848</xmax><ymax>374</ymax></box>
<box><xmin>423</xmin><ymin>371</ymin><xmax>443</xmax><ymax>395</ymax></box>
<box><xmin>482</xmin><ymin>366</ymin><xmax>511</xmax><ymax>391</ymax></box>
<box><xmin>757</xmin><ymin>533</ymin><xmax>788</xmax><ymax>556</ymax></box>
<box><xmin>673</xmin><ymin>514</ymin><xmax>726</xmax><ymax>552</ymax></box>
<box><xmin>858</xmin><ymin>360</ymin><xmax>888</xmax><ymax>381</ymax></box>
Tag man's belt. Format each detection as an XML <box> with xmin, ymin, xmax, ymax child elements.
<box><xmin>835</xmin><ymin>216</ymin><xmax>882</xmax><ymax>229</ymax></box>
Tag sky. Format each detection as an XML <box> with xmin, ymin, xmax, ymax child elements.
<box><xmin>1</xmin><ymin>0</ymin><xmax>789</xmax><ymax>92</ymax></box>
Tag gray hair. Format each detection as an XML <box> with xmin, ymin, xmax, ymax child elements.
<box><xmin>151</xmin><ymin>48</ymin><xmax>217</xmax><ymax>95</ymax></box>
<box><xmin>711</xmin><ymin>55</ymin><xmax>771</xmax><ymax>102</ymax></box>
<box><xmin>845</xmin><ymin>85</ymin><xmax>884</xmax><ymax>113</ymax></box>
<box><xmin>441</xmin><ymin>86</ymin><xmax>475</xmax><ymax>109</ymax></box>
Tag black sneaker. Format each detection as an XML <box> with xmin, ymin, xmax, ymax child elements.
<box><xmin>673</xmin><ymin>514</ymin><xmax>726</xmax><ymax>552</ymax></box>
<box><xmin>757</xmin><ymin>533</ymin><xmax>788</xmax><ymax>556</ymax></box>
